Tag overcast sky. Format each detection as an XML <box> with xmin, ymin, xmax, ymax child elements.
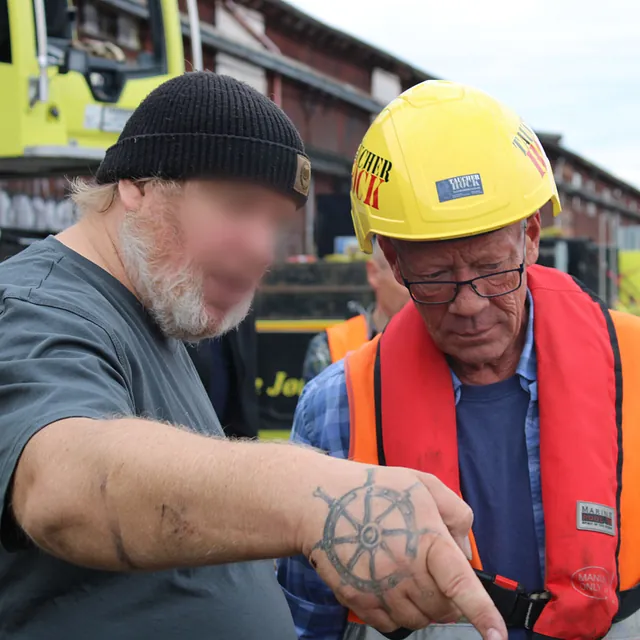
<box><xmin>288</xmin><ymin>0</ymin><xmax>640</xmax><ymax>189</ymax></box>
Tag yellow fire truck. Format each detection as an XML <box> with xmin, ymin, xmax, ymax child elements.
<box><xmin>0</xmin><ymin>0</ymin><xmax>202</xmax><ymax>178</ymax></box>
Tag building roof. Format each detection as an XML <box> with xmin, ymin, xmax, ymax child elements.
<box><xmin>101</xmin><ymin>0</ymin><xmax>387</xmax><ymax>112</ymax></box>
<box><xmin>106</xmin><ymin>0</ymin><xmax>640</xmax><ymax>202</ymax></box>
<box><xmin>236</xmin><ymin>0</ymin><xmax>436</xmax><ymax>84</ymax></box>
<box><xmin>538</xmin><ymin>133</ymin><xmax>640</xmax><ymax>201</ymax></box>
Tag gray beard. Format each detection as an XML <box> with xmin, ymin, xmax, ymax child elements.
<box><xmin>118</xmin><ymin>214</ymin><xmax>251</xmax><ymax>341</ymax></box>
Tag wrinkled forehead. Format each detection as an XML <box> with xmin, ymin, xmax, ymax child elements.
<box><xmin>395</xmin><ymin>224</ymin><xmax>522</xmax><ymax>269</ymax></box>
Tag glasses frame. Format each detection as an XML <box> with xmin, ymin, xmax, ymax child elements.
<box><xmin>401</xmin><ymin>232</ymin><xmax>527</xmax><ymax>306</ymax></box>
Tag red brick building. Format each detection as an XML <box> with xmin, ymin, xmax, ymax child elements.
<box><xmin>2</xmin><ymin>0</ymin><xmax>640</xmax><ymax>262</ymax></box>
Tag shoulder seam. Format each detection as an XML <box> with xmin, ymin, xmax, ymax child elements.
<box><xmin>1</xmin><ymin>293</ymin><xmax>129</xmax><ymax>370</ymax></box>
<box><xmin>31</xmin><ymin>251</ymin><xmax>65</xmax><ymax>294</ymax></box>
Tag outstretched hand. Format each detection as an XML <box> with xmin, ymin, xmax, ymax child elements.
<box><xmin>300</xmin><ymin>465</ymin><xmax>507</xmax><ymax>640</ymax></box>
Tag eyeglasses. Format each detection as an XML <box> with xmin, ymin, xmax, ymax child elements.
<box><xmin>401</xmin><ymin>234</ymin><xmax>526</xmax><ymax>306</ymax></box>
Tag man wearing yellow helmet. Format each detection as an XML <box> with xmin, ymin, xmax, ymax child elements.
<box><xmin>278</xmin><ymin>81</ymin><xmax>640</xmax><ymax>640</ymax></box>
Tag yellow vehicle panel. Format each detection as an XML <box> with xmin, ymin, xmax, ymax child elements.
<box><xmin>0</xmin><ymin>0</ymin><xmax>185</xmax><ymax>172</ymax></box>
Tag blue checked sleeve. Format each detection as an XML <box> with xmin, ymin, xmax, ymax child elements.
<box><xmin>302</xmin><ymin>331</ymin><xmax>332</xmax><ymax>383</ymax></box>
<box><xmin>277</xmin><ymin>362</ymin><xmax>351</xmax><ymax>639</ymax></box>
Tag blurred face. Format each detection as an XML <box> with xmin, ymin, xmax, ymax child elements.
<box><xmin>117</xmin><ymin>179</ymin><xmax>296</xmax><ymax>341</ymax></box>
<box><xmin>380</xmin><ymin>215</ymin><xmax>540</xmax><ymax>366</ymax></box>
<box><xmin>366</xmin><ymin>254</ymin><xmax>410</xmax><ymax>318</ymax></box>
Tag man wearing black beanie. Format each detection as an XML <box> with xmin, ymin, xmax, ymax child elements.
<box><xmin>0</xmin><ymin>73</ymin><xmax>505</xmax><ymax>640</ymax></box>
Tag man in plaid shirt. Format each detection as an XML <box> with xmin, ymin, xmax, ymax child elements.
<box><xmin>302</xmin><ymin>241</ymin><xmax>409</xmax><ymax>382</ymax></box>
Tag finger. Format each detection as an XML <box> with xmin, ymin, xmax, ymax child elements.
<box><xmin>437</xmin><ymin>608</ymin><xmax>465</xmax><ymax>625</ymax></box>
<box><xmin>344</xmin><ymin>603</ymin><xmax>398</xmax><ymax>635</ymax></box>
<box><xmin>425</xmin><ymin>534</ymin><xmax>508</xmax><ymax>640</ymax></box>
<box><xmin>404</xmin><ymin>552</ymin><xmax>463</xmax><ymax>624</ymax></box>
<box><xmin>416</xmin><ymin>472</ymin><xmax>474</xmax><ymax>541</ymax></box>
<box><xmin>455</xmin><ymin>535</ymin><xmax>474</xmax><ymax>561</ymax></box>
<box><xmin>383</xmin><ymin>590</ymin><xmax>432</xmax><ymax>631</ymax></box>
<box><xmin>329</xmin><ymin>586</ymin><xmax>398</xmax><ymax>634</ymax></box>
<box><xmin>406</xmin><ymin>581</ymin><xmax>462</xmax><ymax>625</ymax></box>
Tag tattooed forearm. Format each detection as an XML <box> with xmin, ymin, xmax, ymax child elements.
<box><xmin>310</xmin><ymin>468</ymin><xmax>431</xmax><ymax>606</ymax></box>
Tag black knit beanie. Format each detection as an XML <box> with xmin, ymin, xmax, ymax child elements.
<box><xmin>96</xmin><ymin>72</ymin><xmax>310</xmax><ymax>207</ymax></box>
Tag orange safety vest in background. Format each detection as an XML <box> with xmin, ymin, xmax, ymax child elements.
<box><xmin>344</xmin><ymin>265</ymin><xmax>640</xmax><ymax>639</ymax></box>
<box><xmin>326</xmin><ymin>314</ymin><xmax>369</xmax><ymax>363</ymax></box>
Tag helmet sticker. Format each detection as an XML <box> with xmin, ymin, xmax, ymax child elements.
<box><xmin>436</xmin><ymin>173</ymin><xmax>484</xmax><ymax>203</ymax></box>
<box><xmin>513</xmin><ymin>122</ymin><xmax>548</xmax><ymax>177</ymax></box>
<box><xmin>351</xmin><ymin>145</ymin><xmax>393</xmax><ymax>210</ymax></box>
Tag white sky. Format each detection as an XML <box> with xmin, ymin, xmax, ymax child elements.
<box><xmin>287</xmin><ymin>0</ymin><xmax>640</xmax><ymax>188</ymax></box>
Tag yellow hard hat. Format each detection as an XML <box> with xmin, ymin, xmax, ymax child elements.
<box><xmin>350</xmin><ymin>80</ymin><xmax>562</xmax><ymax>253</ymax></box>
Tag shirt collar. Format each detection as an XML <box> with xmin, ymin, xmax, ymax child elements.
<box><xmin>364</xmin><ymin>304</ymin><xmax>376</xmax><ymax>339</ymax></box>
<box><xmin>517</xmin><ymin>290</ymin><xmax>536</xmax><ymax>384</ymax></box>
<box><xmin>450</xmin><ymin>290</ymin><xmax>537</xmax><ymax>402</ymax></box>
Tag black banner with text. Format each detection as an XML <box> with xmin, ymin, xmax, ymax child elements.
<box><xmin>256</xmin><ymin>331</ymin><xmax>314</xmax><ymax>432</ymax></box>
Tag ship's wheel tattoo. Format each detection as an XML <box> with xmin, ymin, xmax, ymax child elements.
<box><xmin>312</xmin><ymin>469</ymin><xmax>430</xmax><ymax>598</ymax></box>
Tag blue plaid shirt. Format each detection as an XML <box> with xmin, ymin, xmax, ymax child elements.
<box><xmin>277</xmin><ymin>294</ymin><xmax>542</xmax><ymax>639</ymax></box>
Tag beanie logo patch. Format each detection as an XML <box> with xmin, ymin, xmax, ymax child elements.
<box><xmin>294</xmin><ymin>155</ymin><xmax>311</xmax><ymax>197</ymax></box>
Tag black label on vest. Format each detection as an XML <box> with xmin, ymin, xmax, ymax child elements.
<box><xmin>577</xmin><ymin>501</ymin><xmax>616</xmax><ymax>536</ymax></box>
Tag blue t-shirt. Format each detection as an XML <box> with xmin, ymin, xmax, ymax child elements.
<box><xmin>457</xmin><ymin>376</ymin><xmax>543</xmax><ymax>639</ymax></box>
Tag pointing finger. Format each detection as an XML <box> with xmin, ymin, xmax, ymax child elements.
<box><xmin>425</xmin><ymin>534</ymin><xmax>507</xmax><ymax>640</ymax></box>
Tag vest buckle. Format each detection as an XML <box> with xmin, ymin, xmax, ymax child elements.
<box><xmin>475</xmin><ymin>570</ymin><xmax>551</xmax><ymax>630</ymax></box>
<box><xmin>523</xmin><ymin>592</ymin><xmax>552</xmax><ymax>630</ymax></box>
<box><xmin>379</xmin><ymin>572</ymin><xmax>552</xmax><ymax>639</ymax></box>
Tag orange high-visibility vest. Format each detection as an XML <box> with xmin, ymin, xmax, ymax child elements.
<box><xmin>344</xmin><ymin>265</ymin><xmax>640</xmax><ymax>639</ymax></box>
<box><xmin>326</xmin><ymin>314</ymin><xmax>369</xmax><ymax>363</ymax></box>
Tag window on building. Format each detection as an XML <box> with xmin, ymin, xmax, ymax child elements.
<box><xmin>586</xmin><ymin>179</ymin><xmax>596</xmax><ymax>192</ymax></box>
<box><xmin>82</xmin><ymin>1</ymin><xmax>100</xmax><ymax>36</ymax></box>
<box><xmin>587</xmin><ymin>202</ymin><xmax>597</xmax><ymax>217</ymax></box>
<box><xmin>79</xmin><ymin>0</ymin><xmax>165</xmax><ymax>76</ymax></box>
<box><xmin>618</xmin><ymin>225</ymin><xmax>640</xmax><ymax>251</ymax></box>
<box><xmin>216</xmin><ymin>53</ymin><xmax>267</xmax><ymax>95</ymax></box>
<box><xmin>372</xmin><ymin>68</ymin><xmax>402</xmax><ymax>104</ymax></box>
<box><xmin>117</xmin><ymin>15</ymin><xmax>141</xmax><ymax>51</ymax></box>
<box><xmin>80</xmin><ymin>2</ymin><xmax>117</xmax><ymax>41</ymax></box>
<box><xmin>614</xmin><ymin>188</ymin><xmax>622</xmax><ymax>199</ymax></box>
<box><xmin>99</xmin><ymin>12</ymin><xmax>118</xmax><ymax>43</ymax></box>
<box><xmin>603</xmin><ymin>188</ymin><xmax>612</xmax><ymax>201</ymax></box>
<box><xmin>572</xmin><ymin>172</ymin><xmax>583</xmax><ymax>188</ymax></box>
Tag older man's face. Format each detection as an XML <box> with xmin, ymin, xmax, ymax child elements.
<box><xmin>386</xmin><ymin>217</ymin><xmax>540</xmax><ymax>366</ymax></box>
<box><xmin>117</xmin><ymin>179</ymin><xmax>297</xmax><ymax>341</ymax></box>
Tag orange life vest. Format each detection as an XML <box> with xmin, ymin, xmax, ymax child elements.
<box><xmin>326</xmin><ymin>314</ymin><xmax>369</xmax><ymax>363</ymax></box>
<box><xmin>344</xmin><ymin>265</ymin><xmax>640</xmax><ymax>639</ymax></box>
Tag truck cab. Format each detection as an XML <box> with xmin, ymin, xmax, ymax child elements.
<box><xmin>0</xmin><ymin>0</ymin><xmax>196</xmax><ymax>177</ymax></box>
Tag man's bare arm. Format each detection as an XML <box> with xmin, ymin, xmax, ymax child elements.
<box><xmin>11</xmin><ymin>417</ymin><xmax>508</xmax><ymax>639</ymax></box>
<box><xmin>11</xmin><ymin>417</ymin><xmax>325</xmax><ymax>570</ymax></box>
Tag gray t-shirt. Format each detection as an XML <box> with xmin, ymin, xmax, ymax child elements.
<box><xmin>0</xmin><ymin>237</ymin><xmax>297</xmax><ymax>640</ymax></box>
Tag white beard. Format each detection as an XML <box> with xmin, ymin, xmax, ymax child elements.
<box><xmin>118</xmin><ymin>211</ymin><xmax>252</xmax><ymax>342</ymax></box>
